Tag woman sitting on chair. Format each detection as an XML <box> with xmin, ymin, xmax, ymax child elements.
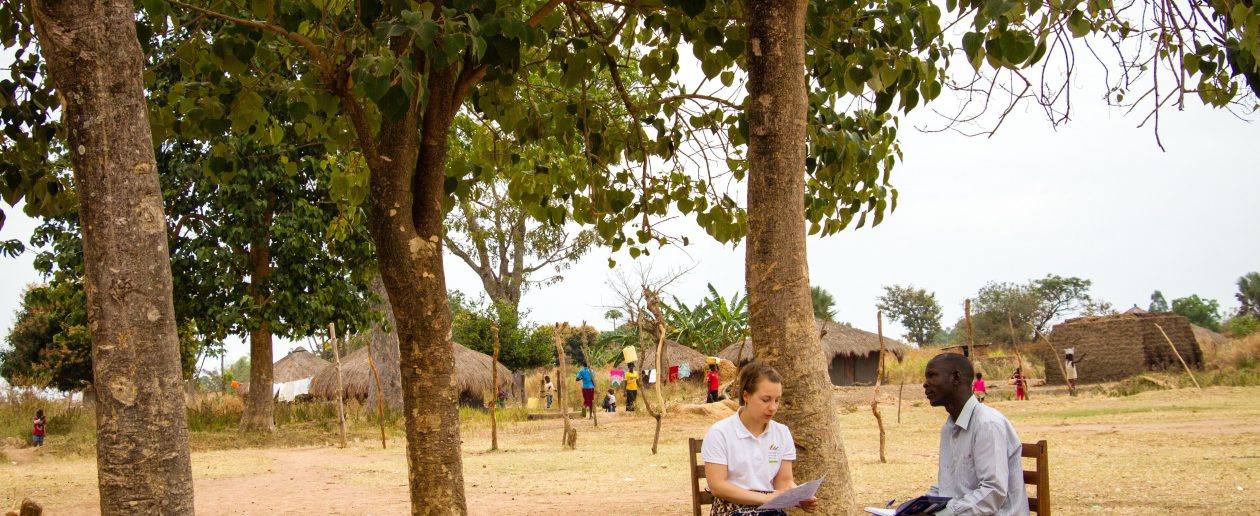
<box><xmin>701</xmin><ymin>361</ymin><xmax>818</xmax><ymax>515</ymax></box>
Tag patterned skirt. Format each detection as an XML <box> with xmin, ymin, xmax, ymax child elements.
<box><xmin>711</xmin><ymin>494</ymin><xmax>789</xmax><ymax>516</ymax></box>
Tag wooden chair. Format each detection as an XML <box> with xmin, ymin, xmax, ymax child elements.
<box><xmin>688</xmin><ymin>438</ymin><xmax>714</xmax><ymax>516</ymax></box>
<box><xmin>1022</xmin><ymin>440</ymin><xmax>1050</xmax><ymax>515</ymax></box>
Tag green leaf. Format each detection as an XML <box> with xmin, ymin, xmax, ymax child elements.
<box><xmin>1067</xmin><ymin>10</ymin><xmax>1092</xmax><ymax>38</ymax></box>
<box><xmin>962</xmin><ymin>32</ymin><xmax>985</xmax><ymax>70</ymax></box>
<box><xmin>376</xmin><ymin>84</ymin><xmax>410</xmax><ymax>121</ymax></box>
<box><xmin>680</xmin><ymin>0</ymin><xmax>706</xmax><ymax>17</ymax></box>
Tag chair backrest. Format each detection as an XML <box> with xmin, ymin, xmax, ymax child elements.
<box><xmin>1021</xmin><ymin>440</ymin><xmax>1050</xmax><ymax>515</ymax></box>
<box><xmin>688</xmin><ymin>438</ymin><xmax>714</xmax><ymax>516</ymax></box>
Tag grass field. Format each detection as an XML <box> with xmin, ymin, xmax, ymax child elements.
<box><xmin>2</xmin><ymin>382</ymin><xmax>1258</xmax><ymax>514</ymax></box>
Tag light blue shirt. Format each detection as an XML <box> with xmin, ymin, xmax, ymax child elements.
<box><xmin>575</xmin><ymin>368</ymin><xmax>595</xmax><ymax>389</ymax></box>
<box><xmin>928</xmin><ymin>396</ymin><xmax>1029</xmax><ymax>516</ymax></box>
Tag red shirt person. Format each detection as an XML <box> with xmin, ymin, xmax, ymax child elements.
<box><xmin>706</xmin><ymin>364</ymin><xmax>721</xmax><ymax>403</ymax></box>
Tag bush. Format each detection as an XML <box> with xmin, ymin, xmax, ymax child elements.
<box><xmin>1224</xmin><ymin>315</ymin><xmax>1260</xmax><ymax>338</ymax></box>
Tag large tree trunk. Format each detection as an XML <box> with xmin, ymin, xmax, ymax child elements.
<box><xmin>745</xmin><ymin>2</ymin><xmax>857</xmax><ymax>514</ymax></box>
<box><xmin>366</xmin><ymin>275</ymin><xmax>404</xmax><ymax>410</ymax></box>
<box><xmin>30</xmin><ymin>1</ymin><xmax>195</xmax><ymax>513</ymax></box>
<box><xmin>359</xmin><ymin>68</ymin><xmax>466</xmax><ymax>512</ymax></box>
<box><xmin>241</xmin><ymin>226</ymin><xmax>275</xmax><ymax>431</ymax></box>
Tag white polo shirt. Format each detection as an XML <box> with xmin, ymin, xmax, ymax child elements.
<box><xmin>701</xmin><ymin>410</ymin><xmax>797</xmax><ymax>492</ymax></box>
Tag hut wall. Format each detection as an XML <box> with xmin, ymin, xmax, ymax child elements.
<box><xmin>1038</xmin><ymin>313</ymin><xmax>1202</xmax><ymax>384</ymax></box>
<box><xmin>828</xmin><ymin>354</ymin><xmax>880</xmax><ymax>386</ymax></box>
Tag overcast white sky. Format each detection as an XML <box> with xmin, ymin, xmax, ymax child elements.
<box><xmin>2</xmin><ymin>49</ymin><xmax>1256</xmax><ymax>368</ymax></box>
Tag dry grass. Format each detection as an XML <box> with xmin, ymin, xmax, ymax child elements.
<box><xmin>3</xmin><ymin>384</ymin><xmax>1258</xmax><ymax>514</ymax></box>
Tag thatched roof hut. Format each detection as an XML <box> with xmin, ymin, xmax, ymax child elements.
<box><xmin>619</xmin><ymin>339</ymin><xmax>710</xmax><ymax>379</ymax></box>
<box><xmin>717</xmin><ymin>318</ymin><xmax>910</xmax><ymax>386</ymax></box>
<box><xmin>1191</xmin><ymin>325</ymin><xmax>1228</xmax><ymax>351</ymax></box>
<box><xmin>273</xmin><ymin>347</ymin><xmax>331</xmax><ymax>383</ymax></box>
<box><xmin>1039</xmin><ymin>311</ymin><xmax>1202</xmax><ymax>384</ymax></box>
<box><xmin>309</xmin><ymin>341</ymin><xmax>513</xmax><ymax>407</ymax></box>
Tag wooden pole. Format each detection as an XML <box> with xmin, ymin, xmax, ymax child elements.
<box><xmin>873</xmin><ymin>311</ymin><xmax>888</xmax><ymax>463</ymax></box>
<box><xmin>365</xmin><ymin>335</ymin><xmax>387</xmax><ymax>449</ymax></box>
<box><xmin>897</xmin><ymin>382</ymin><xmax>903</xmax><ymax>424</ymax></box>
<box><xmin>579</xmin><ymin>322</ymin><xmax>598</xmax><ymax>428</ymax></box>
<box><xmin>490</xmin><ymin>324</ymin><xmax>500</xmax><ymax>451</ymax></box>
<box><xmin>328</xmin><ymin>323</ymin><xmax>348</xmax><ymax>449</ymax></box>
<box><xmin>1154</xmin><ymin>323</ymin><xmax>1202</xmax><ymax>389</ymax></box>
<box><xmin>1037</xmin><ymin>331</ymin><xmax>1074</xmax><ymax>396</ymax></box>
<box><xmin>1007</xmin><ymin>313</ymin><xmax>1029</xmax><ymax>400</ymax></box>
<box><xmin>964</xmin><ymin>299</ymin><xmax>975</xmax><ymax>358</ymax></box>
<box><xmin>645</xmin><ymin>289</ymin><xmax>668</xmax><ymax>455</ymax></box>
<box><xmin>553</xmin><ymin>323</ymin><xmax>576</xmax><ymax>449</ymax></box>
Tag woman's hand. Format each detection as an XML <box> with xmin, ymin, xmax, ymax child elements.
<box><xmin>797</xmin><ymin>496</ymin><xmax>818</xmax><ymax>512</ymax></box>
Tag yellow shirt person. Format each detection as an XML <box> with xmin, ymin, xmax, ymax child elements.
<box><xmin>625</xmin><ymin>370</ymin><xmax>639</xmax><ymax>391</ymax></box>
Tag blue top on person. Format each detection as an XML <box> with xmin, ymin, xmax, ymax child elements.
<box><xmin>575</xmin><ymin>366</ymin><xmax>595</xmax><ymax>389</ymax></box>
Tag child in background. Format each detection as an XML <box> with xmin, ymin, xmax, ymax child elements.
<box><xmin>973</xmin><ymin>372</ymin><xmax>987</xmax><ymax>403</ymax></box>
<box><xmin>1012</xmin><ymin>367</ymin><xmax>1028</xmax><ymax>401</ymax></box>
<box><xmin>705</xmin><ymin>363</ymin><xmax>721</xmax><ymax>403</ymax></box>
<box><xmin>32</xmin><ymin>409</ymin><xmax>45</xmax><ymax>447</ymax></box>
<box><xmin>543</xmin><ymin>375</ymin><xmax>555</xmax><ymax>409</ymax></box>
<box><xmin>603</xmin><ymin>389</ymin><xmax>617</xmax><ymax>412</ymax></box>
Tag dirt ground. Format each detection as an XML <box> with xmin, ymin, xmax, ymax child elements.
<box><xmin>3</xmin><ymin>385</ymin><xmax>1259</xmax><ymax>514</ymax></box>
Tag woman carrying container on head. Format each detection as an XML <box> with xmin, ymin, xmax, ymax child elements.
<box><xmin>701</xmin><ymin>361</ymin><xmax>817</xmax><ymax>515</ymax></box>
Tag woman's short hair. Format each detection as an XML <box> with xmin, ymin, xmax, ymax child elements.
<box><xmin>736</xmin><ymin>361</ymin><xmax>783</xmax><ymax>406</ymax></box>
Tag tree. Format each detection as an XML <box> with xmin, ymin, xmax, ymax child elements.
<box><xmin>661</xmin><ymin>284</ymin><xmax>748</xmax><ymax>355</ymax></box>
<box><xmin>1171</xmin><ymin>295</ymin><xmax>1221</xmax><ymax>331</ymax></box>
<box><xmin>1030</xmin><ymin>275</ymin><xmax>1094</xmax><ymax>333</ymax></box>
<box><xmin>967</xmin><ymin>281</ymin><xmax>1042</xmax><ymax>344</ymax></box>
<box><xmin>0</xmin><ymin>283</ymin><xmax>90</xmax><ymax>391</ymax></box>
<box><xmin>1224</xmin><ymin>315</ymin><xmax>1260</xmax><ymax>337</ymax></box>
<box><xmin>443</xmin><ymin>117</ymin><xmax>598</xmax><ymax>307</ymax></box>
<box><xmin>449</xmin><ymin>291</ymin><xmax>553</xmax><ymax>370</ymax></box>
<box><xmin>1150</xmin><ymin>290</ymin><xmax>1170</xmax><ymax>313</ymax></box>
<box><xmin>1236</xmin><ymin>272</ymin><xmax>1260</xmax><ymax>318</ymax></box>
<box><xmin>23</xmin><ymin>1</ymin><xmax>194</xmax><ymax>511</ymax></box>
<box><xmin>877</xmin><ymin>285</ymin><xmax>944</xmax><ymax>346</ymax></box>
<box><xmin>810</xmin><ymin>286</ymin><xmax>837</xmax><ymax>322</ymax></box>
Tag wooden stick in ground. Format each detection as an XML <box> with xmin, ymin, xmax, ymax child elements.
<box><xmin>579</xmin><ymin>321</ymin><xmax>598</xmax><ymax>428</ymax></box>
<box><xmin>964</xmin><ymin>298</ymin><xmax>975</xmax><ymax>358</ymax></box>
<box><xmin>328</xmin><ymin>323</ymin><xmax>348</xmax><ymax>449</ymax></box>
<box><xmin>897</xmin><ymin>382</ymin><xmax>903</xmax><ymax>424</ymax></box>
<box><xmin>1154</xmin><ymin>323</ymin><xmax>1202</xmax><ymax>389</ymax></box>
<box><xmin>365</xmin><ymin>333</ymin><xmax>387</xmax><ymax>449</ymax></box>
<box><xmin>1007</xmin><ymin>313</ymin><xmax>1030</xmax><ymax>400</ymax></box>
<box><xmin>1037</xmin><ymin>331</ymin><xmax>1074</xmax><ymax>396</ymax></box>
<box><xmin>645</xmin><ymin>289</ymin><xmax>669</xmax><ymax>455</ymax></box>
<box><xmin>873</xmin><ymin>311</ymin><xmax>888</xmax><ymax>463</ymax></box>
<box><xmin>490</xmin><ymin>323</ymin><xmax>500</xmax><ymax>451</ymax></box>
<box><xmin>552</xmin><ymin>323</ymin><xmax>577</xmax><ymax>449</ymax></box>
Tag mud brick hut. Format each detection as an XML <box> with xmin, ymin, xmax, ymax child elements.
<box><xmin>310</xmin><ymin>341</ymin><xmax>513</xmax><ymax>407</ymax></box>
<box><xmin>1036</xmin><ymin>312</ymin><xmax>1202</xmax><ymax>384</ymax></box>
<box><xmin>718</xmin><ymin>318</ymin><xmax>909</xmax><ymax>386</ymax></box>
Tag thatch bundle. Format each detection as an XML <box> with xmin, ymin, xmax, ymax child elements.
<box><xmin>1040</xmin><ymin>311</ymin><xmax>1201</xmax><ymax>384</ymax></box>
<box><xmin>308</xmin><ymin>341</ymin><xmax>513</xmax><ymax>407</ymax></box>
<box><xmin>717</xmin><ymin>318</ymin><xmax>910</xmax><ymax>364</ymax></box>
<box><xmin>619</xmin><ymin>339</ymin><xmax>709</xmax><ymax>378</ymax></box>
<box><xmin>1191</xmin><ymin>325</ymin><xmax>1228</xmax><ymax>351</ymax></box>
<box><xmin>272</xmin><ymin>347</ymin><xmax>331</xmax><ymax>383</ymax></box>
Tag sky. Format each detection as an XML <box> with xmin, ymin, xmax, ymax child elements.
<box><xmin>1</xmin><ymin>49</ymin><xmax>1257</xmax><ymax>371</ymax></box>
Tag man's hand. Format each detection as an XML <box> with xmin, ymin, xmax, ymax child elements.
<box><xmin>798</xmin><ymin>496</ymin><xmax>818</xmax><ymax>512</ymax></box>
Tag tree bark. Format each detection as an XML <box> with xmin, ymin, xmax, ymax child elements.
<box><xmin>357</xmin><ymin>66</ymin><xmax>466</xmax><ymax>511</ymax></box>
<box><xmin>29</xmin><ymin>1</ymin><xmax>195</xmax><ymax>513</ymax></box>
<box><xmin>745</xmin><ymin>1</ymin><xmax>857</xmax><ymax>513</ymax></box>
<box><xmin>241</xmin><ymin>225</ymin><xmax>274</xmax><ymax>431</ymax></box>
<box><xmin>366</xmin><ymin>275</ymin><xmax>404</xmax><ymax>410</ymax></box>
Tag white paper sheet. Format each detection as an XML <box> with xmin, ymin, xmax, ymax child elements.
<box><xmin>756</xmin><ymin>475</ymin><xmax>825</xmax><ymax>510</ymax></box>
<box><xmin>863</xmin><ymin>508</ymin><xmax>895</xmax><ymax>516</ymax></box>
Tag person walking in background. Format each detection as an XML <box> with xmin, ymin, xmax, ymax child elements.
<box><xmin>973</xmin><ymin>372</ymin><xmax>988</xmax><ymax>403</ymax></box>
<box><xmin>603</xmin><ymin>389</ymin><xmax>617</xmax><ymax>412</ymax></box>
<box><xmin>1064</xmin><ymin>350</ymin><xmax>1086</xmax><ymax>391</ymax></box>
<box><xmin>706</xmin><ymin>363</ymin><xmax>722</xmax><ymax>403</ymax></box>
<box><xmin>544</xmin><ymin>375</ymin><xmax>555</xmax><ymax>409</ymax></box>
<box><xmin>1011</xmin><ymin>368</ymin><xmax>1027</xmax><ymax>401</ymax></box>
<box><xmin>624</xmin><ymin>363</ymin><xmax>639</xmax><ymax>411</ymax></box>
<box><xmin>32</xmin><ymin>409</ymin><xmax>45</xmax><ymax>447</ymax></box>
<box><xmin>576</xmin><ymin>364</ymin><xmax>596</xmax><ymax>418</ymax></box>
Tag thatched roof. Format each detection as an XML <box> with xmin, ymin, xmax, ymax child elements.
<box><xmin>1124</xmin><ymin>305</ymin><xmax>1149</xmax><ymax>315</ymax></box>
<box><xmin>308</xmin><ymin>341</ymin><xmax>512</xmax><ymax>405</ymax></box>
<box><xmin>619</xmin><ymin>339</ymin><xmax>710</xmax><ymax>374</ymax></box>
<box><xmin>1191</xmin><ymin>324</ymin><xmax>1228</xmax><ymax>351</ymax></box>
<box><xmin>718</xmin><ymin>318</ymin><xmax>909</xmax><ymax>363</ymax></box>
<box><xmin>273</xmin><ymin>347</ymin><xmax>331</xmax><ymax>384</ymax></box>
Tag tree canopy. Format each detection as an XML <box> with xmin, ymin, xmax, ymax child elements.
<box><xmin>877</xmin><ymin>284</ymin><xmax>944</xmax><ymax>345</ymax></box>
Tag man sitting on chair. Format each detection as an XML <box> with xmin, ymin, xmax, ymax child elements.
<box><xmin>922</xmin><ymin>353</ymin><xmax>1028</xmax><ymax>516</ymax></box>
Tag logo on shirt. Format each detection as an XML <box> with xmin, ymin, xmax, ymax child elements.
<box><xmin>768</xmin><ymin>443</ymin><xmax>781</xmax><ymax>464</ymax></box>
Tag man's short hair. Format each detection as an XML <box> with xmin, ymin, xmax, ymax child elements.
<box><xmin>930</xmin><ymin>353</ymin><xmax>975</xmax><ymax>383</ymax></box>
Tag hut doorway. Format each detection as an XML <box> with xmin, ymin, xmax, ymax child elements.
<box><xmin>828</xmin><ymin>354</ymin><xmax>880</xmax><ymax>386</ymax></box>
